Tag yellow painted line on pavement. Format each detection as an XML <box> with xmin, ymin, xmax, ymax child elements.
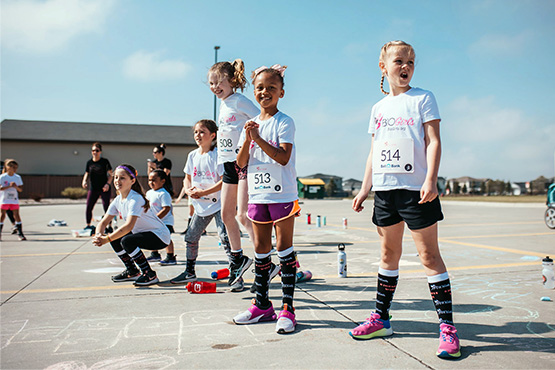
<box><xmin>438</xmin><ymin>238</ymin><xmax>547</xmax><ymax>257</ymax></box>
<box><xmin>441</xmin><ymin>232</ymin><xmax>555</xmax><ymax>240</ymax></box>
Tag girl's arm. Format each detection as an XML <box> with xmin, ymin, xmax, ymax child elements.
<box><xmin>247</xmin><ymin>122</ymin><xmax>292</xmax><ymax>166</ymax></box>
<box><xmin>157</xmin><ymin>206</ymin><xmax>171</xmax><ymax>220</ymax></box>
<box><xmin>420</xmin><ymin>119</ymin><xmax>441</xmax><ymax>204</ymax></box>
<box><xmin>189</xmin><ymin>180</ymin><xmax>222</xmax><ymax>198</ymax></box>
<box><xmin>15</xmin><ymin>184</ymin><xmax>23</xmax><ymax>192</ymax></box>
<box><xmin>82</xmin><ymin>172</ymin><xmax>89</xmax><ymax>189</ymax></box>
<box><xmin>236</xmin><ymin>124</ymin><xmax>254</xmax><ymax>168</ymax></box>
<box><xmin>92</xmin><ymin>214</ymin><xmax>137</xmax><ymax>246</ymax></box>
<box><xmin>352</xmin><ymin>135</ymin><xmax>375</xmax><ymax>213</ymax></box>
<box><xmin>175</xmin><ymin>177</ymin><xmax>188</xmax><ymax>203</ymax></box>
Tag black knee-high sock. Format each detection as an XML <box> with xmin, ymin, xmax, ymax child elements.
<box><xmin>129</xmin><ymin>248</ymin><xmax>152</xmax><ymax>273</ymax></box>
<box><xmin>16</xmin><ymin>223</ymin><xmax>25</xmax><ymax>237</ymax></box>
<box><xmin>375</xmin><ymin>268</ymin><xmax>399</xmax><ymax>321</ymax></box>
<box><xmin>115</xmin><ymin>250</ymin><xmax>139</xmax><ymax>273</ymax></box>
<box><xmin>278</xmin><ymin>249</ymin><xmax>296</xmax><ymax>311</ymax></box>
<box><xmin>428</xmin><ymin>273</ymin><xmax>454</xmax><ymax>325</ymax></box>
<box><xmin>254</xmin><ymin>254</ymin><xmax>272</xmax><ymax>309</ymax></box>
<box><xmin>186</xmin><ymin>259</ymin><xmax>196</xmax><ymax>274</ymax></box>
<box><xmin>230</xmin><ymin>249</ymin><xmax>244</xmax><ymax>267</ymax></box>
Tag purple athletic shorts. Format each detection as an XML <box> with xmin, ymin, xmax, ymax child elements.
<box><xmin>247</xmin><ymin>200</ymin><xmax>301</xmax><ymax>224</ymax></box>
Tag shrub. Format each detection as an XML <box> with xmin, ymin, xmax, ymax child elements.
<box><xmin>61</xmin><ymin>187</ymin><xmax>88</xmax><ymax>199</ymax></box>
<box><xmin>29</xmin><ymin>192</ymin><xmax>44</xmax><ymax>202</ymax></box>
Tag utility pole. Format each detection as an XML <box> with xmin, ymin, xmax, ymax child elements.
<box><xmin>213</xmin><ymin>46</ymin><xmax>220</xmax><ymax>121</ymax></box>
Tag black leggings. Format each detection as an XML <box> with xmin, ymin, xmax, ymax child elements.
<box><xmin>86</xmin><ymin>189</ymin><xmax>111</xmax><ymax>224</ymax></box>
<box><xmin>110</xmin><ymin>231</ymin><xmax>167</xmax><ymax>254</ymax></box>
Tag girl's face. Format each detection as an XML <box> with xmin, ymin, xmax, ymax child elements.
<box><xmin>113</xmin><ymin>168</ymin><xmax>135</xmax><ymax>193</ymax></box>
<box><xmin>253</xmin><ymin>72</ymin><xmax>284</xmax><ymax>110</ymax></box>
<box><xmin>380</xmin><ymin>46</ymin><xmax>415</xmax><ymax>94</ymax></box>
<box><xmin>92</xmin><ymin>146</ymin><xmax>101</xmax><ymax>159</ymax></box>
<box><xmin>193</xmin><ymin>124</ymin><xmax>216</xmax><ymax>149</ymax></box>
<box><xmin>208</xmin><ymin>72</ymin><xmax>234</xmax><ymax>100</ymax></box>
<box><xmin>148</xmin><ymin>172</ymin><xmax>164</xmax><ymax>191</ymax></box>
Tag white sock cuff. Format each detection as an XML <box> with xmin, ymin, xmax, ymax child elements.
<box><xmin>427</xmin><ymin>271</ymin><xmax>450</xmax><ymax>283</ymax></box>
<box><xmin>232</xmin><ymin>248</ymin><xmax>243</xmax><ymax>254</ymax></box>
<box><xmin>129</xmin><ymin>248</ymin><xmax>141</xmax><ymax>257</ymax></box>
<box><xmin>116</xmin><ymin>250</ymin><xmax>127</xmax><ymax>256</ymax></box>
<box><xmin>277</xmin><ymin>246</ymin><xmax>294</xmax><ymax>258</ymax></box>
<box><xmin>255</xmin><ymin>251</ymin><xmax>272</xmax><ymax>259</ymax></box>
<box><xmin>378</xmin><ymin>267</ymin><xmax>399</xmax><ymax>277</ymax></box>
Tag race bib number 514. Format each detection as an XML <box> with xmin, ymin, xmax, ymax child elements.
<box><xmin>373</xmin><ymin>138</ymin><xmax>414</xmax><ymax>173</ymax></box>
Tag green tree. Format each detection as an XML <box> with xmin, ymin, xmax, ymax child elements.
<box><xmin>325</xmin><ymin>180</ymin><xmax>337</xmax><ymax>197</ymax></box>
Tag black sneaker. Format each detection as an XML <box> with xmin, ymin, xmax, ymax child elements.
<box><xmin>134</xmin><ymin>270</ymin><xmax>159</xmax><ymax>286</ymax></box>
<box><xmin>146</xmin><ymin>251</ymin><xmax>162</xmax><ymax>262</ymax></box>
<box><xmin>11</xmin><ymin>227</ymin><xmax>18</xmax><ymax>235</ymax></box>
<box><xmin>229</xmin><ymin>255</ymin><xmax>253</xmax><ymax>286</ymax></box>
<box><xmin>250</xmin><ymin>263</ymin><xmax>281</xmax><ymax>293</ymax></box>
<box><xmin>111</xmin><ymin>269</ymin><xmax>141</xmax><ymax>282</ymax></box>
<box><xmin>170</xmin><ymin>271</ymin><xmax>197</xmax><ymax>284</ymax></box>
<box><xmin>18</xmin><ymin>235</ymin><xmax>27</xmax><ymax>241</ymax></box>
<box><xmin>159</xmin><ymin>255</ymin><xmax>177</xmax><ymax>266</ymax></box>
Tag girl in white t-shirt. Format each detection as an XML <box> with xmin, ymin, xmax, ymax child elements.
<box><xmin>234</xmin><ymin>65</ymin><xmax>300</xmax><ymax>335</ymax></box>
<box><xmin>350</xmin><ymin>41</ymin><xmax>460</xmax><ymax>359</ymax></box>
<box><xmin>170</xmin><ymin>120</ymin><xmax>233</xmax><ymax>286</ymax></box>
<box><xmin>208</xmin><ymin>59</ymin><xmax>262</xmax><ymax>291</ymax></box>
<box><xmin>93</xmin><ymin>164</ymin><xmax>170</xmax><ymax>287</ymax></box>
<box><xmin>146</xmin><ymin>169</ymin><xmax>176</xmax><ymax>265</ymax></box>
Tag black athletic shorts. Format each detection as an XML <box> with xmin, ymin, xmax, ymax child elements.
<box><xmin>166</xmin><ymin>225</ymin><xmax>175</xmax><ymax>234</ymax></box>
<box><xmin>372</xmin><ymin>190</ymin><xmax>444</xmax><ymax>230</ymax></box>
<box><xmin>222</xmin><ymin>161</ymin><xmax>239</xmax><ymax>184</ymax></box>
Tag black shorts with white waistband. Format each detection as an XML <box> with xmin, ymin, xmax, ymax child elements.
<box><xmin>372</xmin><ymin>189</ymin><xmax>444</xmax><ymax>230</ymax></box>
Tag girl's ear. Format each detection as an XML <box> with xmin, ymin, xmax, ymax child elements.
<box><xmin>280</xmin><ymin>89</ymin><xmax>285</xmax><ymax>98</ymax></box>
<box><xmin>379</xmin><ymin>61</ymin><xmax>386</xmax><ymax>76</ymax></box>
<box><xmin>211</xmin><ymin>132</ymin><xmax>216</xmax><ymax>140</ymax></box>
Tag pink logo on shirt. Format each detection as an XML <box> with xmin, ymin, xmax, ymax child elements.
<box><xmin>225</xmin><ymin>115</ymin><xmax>237</xmax><ymax>124</ymax></box>
<box><xmin>375</xmin><ymin>113</ymin><xmax>415</xmax><ymax>129</ymax></box>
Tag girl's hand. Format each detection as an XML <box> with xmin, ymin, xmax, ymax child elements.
<box><xmin>187</xmin><ymin>187</ymin><xmax>201</xmax><ymax>199</ymax></box>
<box><xmin>91</xmin><ymin>233</ymin><xmax>106</xmax><ymax>247</ymax></box>
<box><xmin>419</xmin><ymin>180</ymin><xmax>438</xmax><ymax>204</ymax></box>
<box><xmin>102</xmin><ymin>184</ymin><xmax>110</xmax><ymax>192</ymax></box>
<box><xmin>352</xmin><ymin>191</ymin><xmax>368</xmax><ymax>213</ymax></box>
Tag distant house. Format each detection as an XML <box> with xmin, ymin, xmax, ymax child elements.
<box><xmin>297</xmin><ymin>178</ymin><xmax>325</xmax><ymax>199</ymax></box>
<box><xmin>511</xmin><ymin>182</ymin><xmax>526</xmax><ymax>196</ymax></box>
<box><xmin>303</xmin><ymin>173</ymin><xmax>347</xmax><ymax>197</ymax></box>
<box><xmin>343</xmin><ymin>178</ymin><xmax>362</xmax><ymax>196</ymax></box>
<box><xmin>447</xmin><ymin>176</ymin><xmax>489</xmax><ymax>194</ymax></box>
<box><xmin>1</xmin><ymin>119</ymin><xmax>196</xmax><ymax>198</ymax></box>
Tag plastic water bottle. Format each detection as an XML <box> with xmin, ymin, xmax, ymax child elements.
<box><xmin>338</xmin><ymin>243</ymin><xmax>347</xmax><ymax>278</ymax></box>
<box><xmin>542</xmin><ymin>256</ymin><xmax>555</xmax><ymax>289</ymax></box>
<box><xmin>186</xmin><ymin>281</ymin><xmax>217</xmax><ymax>294</ymax></box>
<box><xmin>307</xmin><ymin>213</ymin><xmax>311</xmax><ymax>225</ymax></box>
<box><xmin>211</xmin><ymin>268</ymin><xmax>230</xmax><ymax>280</ymax></box>
<box><xmin>316</xmin><ymin>215</ymin><xmax>321</xmax><ymax>227</ymax></box>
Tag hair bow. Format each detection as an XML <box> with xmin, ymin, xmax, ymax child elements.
<box><xmin>254</xmin><ymin>64</ymin><xmax>286</xmax><ymax>77</ymax></box>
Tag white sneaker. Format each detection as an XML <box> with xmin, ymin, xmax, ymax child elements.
<box><xmin>275</xmin><ymin>304</ymin><xmax>296</xmax><ymax>334</ymax></box>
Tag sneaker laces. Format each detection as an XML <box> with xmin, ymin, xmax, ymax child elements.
<box><xmin>440</xmin><ymin>325</ymin><xmax>457</xmax><ymax>343</ymax></box>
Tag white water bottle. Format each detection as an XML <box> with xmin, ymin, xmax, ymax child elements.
<box><xmin>338</xmin><ymin>243</ymin><xmax>347</xmax><ymax>278</ymax></box>
<box><xmin>542</xmin><ymin>256</ymin><xmax>555</xmax><ymax>289</ymax></box>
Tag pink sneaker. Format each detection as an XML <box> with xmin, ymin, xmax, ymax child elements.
<box><xmin>437</xmin><ymin>323</ymin><xmax>461</xmax><ymax>359</ymax></box>
<box><xmin>349</xmin><ymin>312</ymin><xmax>393</xmax><ymax>340</ymax></box>
<box><xmin>233</xmin><ymin>299</ymin><xmax>277</xmax><ymax>325</ymax></box>
<box><xmin>276</xmin><ymin>304</ymin><xmax>296</xmax><ymax>334</ymax></box>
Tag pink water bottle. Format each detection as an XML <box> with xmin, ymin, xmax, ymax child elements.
<box><xmin>211</xmin><ymin>268</ymin><xmax>230</xmax><ymax>280</ymax></box>
<box><xmin>186</xmin><ymin>281</ymin><xmax>217</xmax><ymax>294</ymax></box>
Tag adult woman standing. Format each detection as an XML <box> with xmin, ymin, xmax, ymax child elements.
<box><xmin>82</xmin><ymin>142</ymin><xmax>113</xmax><ymax>233</ymax></box>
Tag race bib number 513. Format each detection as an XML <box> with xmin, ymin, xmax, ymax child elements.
<box><xmin>248</xmin><ymin>164</ymin><xmax>283</xmax><ymax>194</ymax></box>
<box><xmin>373</xmin><ymin>138</ymin><xmax>414</xmax><ymax>173</ymax></box>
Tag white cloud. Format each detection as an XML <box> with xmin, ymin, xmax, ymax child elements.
<box><xmin>122</xmin><ymin>50</ymin><xmax>191</xmax><ymax>82</ymax></box>
<box><xmin>441</xmin><ymin>96</ymin><xmax>555</xmax><ymax>181</ymax></box>
<box><xmin>468</xmin><ymin>31</ymin><xmax>533</xmax><ymax>57</ymax></box>
<box><xmin>1</xmin><ymin>0</ymin><xmax>116</xmax><ymax>53</ymax></box>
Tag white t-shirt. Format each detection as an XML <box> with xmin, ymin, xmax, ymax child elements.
<box><xmin>217</xmin><ymin>93</ymin><xmax>260</xmax><ymax>164</ymax></box>
<box><xmin>0</xmin><ymin>173</ymin><xmax>23</xmax><ymax>205</ymax></box>
<box><xmin>146</xmin><ymin>188</ymin><xmax>174</xmax><ymax>226</ymax></box>
<box><xmin>239</xmin><ymin>111</ymin><xmax>298</xmax><ymax>204</ymax></box>
<box><xmin>184</xmin><ymin>148</ymin><xmax>224</xmax><ymax>217</ymax></box>
<box><xmin>368</xmin><ymin>87</ymin><xmax>441</xmax><ymax>191</ymax></box>
<box><xmin>107</xmin><ymin>190</ymin><xmax>171</xmax><ymax>245</ymax></box>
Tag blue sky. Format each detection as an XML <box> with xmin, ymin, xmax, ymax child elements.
<box><xmin>2</xmin><ymin>0</ymin><xmax>554</xmax><ymax>182</ymax></box>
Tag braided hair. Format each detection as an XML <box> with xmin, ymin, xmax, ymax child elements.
<box><xmin>379</xmin><ymin>40</ymin><xmax>415</xmax><ymax>95</ymax></box>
